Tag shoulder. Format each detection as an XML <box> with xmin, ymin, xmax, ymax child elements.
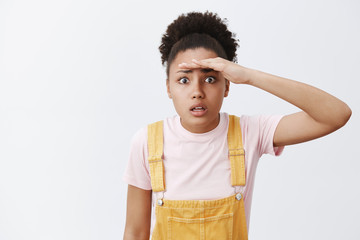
<box><xmin>129</xmin><ymin>126</ymin><xmax>148</xmax><ymax>152</ymax></box>
<box><xmin>238</xmin><ymin>114</ymin><xmax>284</xmax><ymax>130</ymax></box>
<box><xmin>131</xmin><ymin>116</ymin><xmax>177</xmax><ymax>144</ymax></box>
<box><xmin>236</xmin><ymin>114</ymin><xmax>285</xmax><ymax>156</ymax></box>
<box><xmin>148</xmin><ymin>115</ymin><xmax>177</xmax><ymax>128</ymax></box>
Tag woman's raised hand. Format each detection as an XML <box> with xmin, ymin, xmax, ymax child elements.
<box><xmin>180</xmin><ymin>56</ymin><xmax>351</xmax><ymax>147</ymax></box>
<box><xmin>178</xmin><ymin>57</ymin><xmax>253</xmax><ymax>84</ymax></box>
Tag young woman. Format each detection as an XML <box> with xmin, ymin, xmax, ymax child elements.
<box><xmin>123</xmin><ymin>11</ymin><xmax>351</xmax><ymax>240</ymax></box>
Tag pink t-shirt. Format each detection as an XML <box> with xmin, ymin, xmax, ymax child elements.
<box><xmin>123</xmin><ymin>112</ymin><xmax>284</xmax><ymax>235</ymax></box>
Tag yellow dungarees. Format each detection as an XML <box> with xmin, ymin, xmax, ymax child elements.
<box><xmin>148</xmin><ymin>115</ymin><xmax>248</xmax><ymax>240</ymax></box>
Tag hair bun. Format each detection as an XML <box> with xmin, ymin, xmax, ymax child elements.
<box><xmin>159</xmin><ymin>11</ymin><xmax>239</xmax><ymax>65</ymax></box>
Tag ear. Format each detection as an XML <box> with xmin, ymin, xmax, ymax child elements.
<box><xmin>224</xmin><ymin>79</ymin><xmax>230</xmax><ymax>97</ymax></box>
<box><xmin>166</xmin><ymin>79</ymin><xmax>172</xmax><ymax>99</ymax></box>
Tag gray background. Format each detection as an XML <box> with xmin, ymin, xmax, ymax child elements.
<box><xmin>0</xmin><ymin>0</ymin><xmax>359</xmax><ymax>239</ymax></box>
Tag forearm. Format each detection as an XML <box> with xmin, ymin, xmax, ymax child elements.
<box><xmin>123</xmin><ymin>185</ymin><xmax>152</xmax><ymax>240</ymax></box>
<box><xmin>247</xmin><ymin>69</ymin><xmax>351</xmax><ymax>127</ymax></box>
<box><xmin>123</xmin><ymin>219</ymin><xmax>151</xmax><ymax>240</ymax></box>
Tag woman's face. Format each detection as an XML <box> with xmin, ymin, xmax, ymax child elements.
<box><xmin>167</xmin><ymin>47</ymin><xmax>229</xmax><ymax>133</ymax></box>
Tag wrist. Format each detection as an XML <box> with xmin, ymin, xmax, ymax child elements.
<box><xmin>244</xmin><ymin>67</ymin><xmax>260</xmax><ymax>86</ymax></box>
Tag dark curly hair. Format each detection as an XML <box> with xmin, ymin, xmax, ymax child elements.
<box><xmin>159</xmin><ymin>11</ymin><xmax>239</xmax><ymax>75</ymax></box>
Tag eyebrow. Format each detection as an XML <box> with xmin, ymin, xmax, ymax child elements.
<box><xmin>176</xmin><ymin>68</ymin><xmax>215</xmax><ymax>74</ymax></box>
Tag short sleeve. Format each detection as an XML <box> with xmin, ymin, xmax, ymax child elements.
<box><xmin>241</xmin><ymin>115</ymin><xmax>285</xmax><ymax>157</ymax></box>
<box><xmin>122</xmin><ymin>127</ymin><xmax>152</xmax><ymax>190</ymax></box>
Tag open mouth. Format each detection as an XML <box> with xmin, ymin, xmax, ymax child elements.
<box><xmin>190</xmin><ymin>104</ymin><xmax>208</xmax><ymax>117</ymax></box>
<box><xmin>191</xmin><ymin>106</ymin><xmax>206</xmax><ymax>111</ymax></box>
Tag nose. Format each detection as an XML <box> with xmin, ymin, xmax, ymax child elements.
<box><xmin>192</xmin><ymin>81</ymin><xmax>205</xmax><ymax>99</ymax></box>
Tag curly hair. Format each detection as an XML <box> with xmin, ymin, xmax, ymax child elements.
<box><xmin>159</xmin><ymin>11</ymin><xmax>239</xmax><ymax>75</ymax></box>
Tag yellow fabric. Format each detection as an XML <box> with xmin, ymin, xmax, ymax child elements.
<box><xmin>151</xmin><ymin>193</ymin><xmax>248</xmax><ymax>240</ymax></box>
<box><xmin>147</xmin><ymin>120</ymin><xmax>165</xmax><ymax>192</ymax></box>
<box><xmin>227</xmin><ymin>115</ymin><xmax>246</xmax><ymax>186</ymax></box>
<box><xmin>148</xmin><ymin>115</ymin><xmax>248</xmax><ymax>239</ymax></box>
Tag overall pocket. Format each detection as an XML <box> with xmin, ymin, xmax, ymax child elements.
<box><xmin>167</xmin><ymin>213</ymin><xmax>233</xmax><ymax>240</ymax></box>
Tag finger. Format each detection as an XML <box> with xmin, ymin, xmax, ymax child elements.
<box><xmin>178</xmin><ymin>58</ymin><xmax>226</xmax><ymax>71</ymax></box>
<box><xmin>178</xmin><ymin>61</ymin><xmax>201</xmax><ymax>69</ymax></box>
<box><xmin>192</xmin><ymin>58</ymin><xmax>225</xmax><ymax>72</ymax></box>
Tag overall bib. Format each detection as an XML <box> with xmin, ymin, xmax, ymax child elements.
<box><xmin>148</xmin><ymin>115</ymin><xmax>248</xmax><ymax>240</ymax></box>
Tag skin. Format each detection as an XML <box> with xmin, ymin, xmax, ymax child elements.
<box><xmin>123</xmin><ymin>185</ymin><xmax>152</xmax><ymax>240</ymax></box>
<box><xmin>123</xmin><ymin>47</ymin><xmax>352</xmax><ymax>239</ymax></box>
<box><xmin>179</xmin><ymin>53</ymin><xmax>352</xmax><ymax>146</ymax></box>
<box><xmin>166</xmin><ymin>48</ymin><xmax>230</xmax><ymax>133</ymax></box>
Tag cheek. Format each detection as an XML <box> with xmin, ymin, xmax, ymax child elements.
<box><xmin>213</xmin><ymin>87</ymin><xmax>227</xmax><ymax>105</ymax></box>
<box><xmin>212</xmin><ymin>83</ymin><xmax>227</xmax><ymax>96</ymax></box>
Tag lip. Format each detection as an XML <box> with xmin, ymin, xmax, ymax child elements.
<box><xmin>189</xmin><ymin>103</ymin><xmax>208</xmax><ymax>117</ymax></box>
<box><xmin>189</xmin><ymin>103</ymin><xmax>207</xmax><ymax>111</ymax></box>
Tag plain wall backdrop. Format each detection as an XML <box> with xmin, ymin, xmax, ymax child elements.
<box><xmin>0</xmin><ymin>0</ymin><xmax>359</xmax><ymax>239</ymax></box>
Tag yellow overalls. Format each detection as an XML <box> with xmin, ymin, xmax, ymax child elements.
<box><xmin>148</xmin><ymin>115</ymin><xmax>248</xmax><ymax>240</ymax></box>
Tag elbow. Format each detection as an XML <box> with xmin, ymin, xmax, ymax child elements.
<box><xmin>344</xmin><ymin>104</ymin><xmax>352</xmax><ymax>123</ymax></box>
<box><xmin>333</xmin><ymin>103</ymin><xmax>352</xmax><ymax>130</ymax></box>
<box><xmin>339</xmin><ymin>103</ymin><xmax>352</xmax><ymax>127</ymax></box>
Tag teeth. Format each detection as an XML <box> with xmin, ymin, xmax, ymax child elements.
<box><xmin>192</xmin><ymin>107</ymin><xmax>205</xmax><ymax>111</ymax></box>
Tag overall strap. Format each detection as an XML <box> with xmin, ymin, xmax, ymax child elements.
<box><xmin>147</xmin><ymin>120</ymin><xmax>166</xmax><ymax>192</ymax></box>
<box><xmin>228</xmin><ymin>115</ymin><xmax>246</xmax><ymax>186</ymax></box>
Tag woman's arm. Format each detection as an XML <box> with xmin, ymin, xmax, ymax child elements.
<box><xmin>179</xmin><ymin>58</ymin><xmax>352</xmax><ymax>146</ymax></box>
<box><xmin>123</xmin><ymin>185</ymin><xmax>152</xmax><ymax>240</ymax></box>
<box><xmin>245</xmin><ymin>69</ymin><xmax>352</xmax><ymax>146</ymax></box>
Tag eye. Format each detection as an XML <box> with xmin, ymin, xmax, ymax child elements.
<box><xmin>205</xmin><ymin>76</ymin><xmax>216</xmax><ymax>83</ymax></box>
<box><xmin>179</xmin><ymin>77</ymin><xmax>189</xmax><ymax>84</ymax></box>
